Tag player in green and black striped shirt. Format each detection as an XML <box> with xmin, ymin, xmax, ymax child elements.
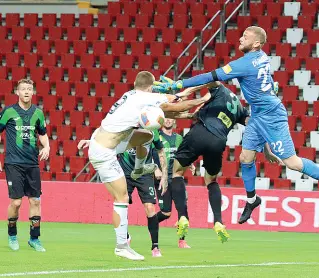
<box><xmin>153</xmin><ymin>119</ymin><xmax>194</xmax><ymax>248</ymax></box>
<box><xmin>0</xmin><ymin>79</ymin><xmax>50</xmax><ymax>252</ymax></box>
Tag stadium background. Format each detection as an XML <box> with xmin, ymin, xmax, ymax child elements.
<box><xmin>0</xmin><ymin>0</ymin><xmax>318</xmax><ymax>231</ymax></box>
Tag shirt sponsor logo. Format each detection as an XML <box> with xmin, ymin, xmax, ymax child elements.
<box><xmin>15</xmin><ymin>126</ymin><xmax>35</xmax><ymax>131</ymax></box>
<box><xmin>222</xmin><ymin>64</ymin><xmax>232</xmax><ymax>74</ymax></box>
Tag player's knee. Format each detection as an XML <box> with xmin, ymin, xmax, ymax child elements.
<box><xmin>144</xmin><ymin>203</ymin><xmax>155</xmax><ymax>217</ymax></box>
<box><xmin>29</xmin><ymin>197</ymin><xmax>41</xmax><ymax>208</ymax></box>
<box><xmin>141</xmin><ymin>131</ymin><xmax>154</xmax><ymax>146</ymax></box>
<box><xmin>240</xmin><ymin>151</ymin><xmax>254</xmax><ymax>164</ymax></box>
<box><xmin>10</xmin><ymin>199</ymin><xmax>22</xmax><ymax>209</ymax></box>
<box><xmin>283</xmin><ymin>156</ymin><xmax>303</xmax><ymax>172</ymax></box>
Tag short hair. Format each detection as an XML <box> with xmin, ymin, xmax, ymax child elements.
<box><xmin>134</xmin><ymin>71</ymin><xmax>155</xmax><ymax>90</ymax></box>
<box><xmin>246</xmin><ymin>26</ymin><xmax>267</xmax><ymax>46</ymax></box>
<box><xmin>17</xmin><ymin>79</ymin><xmax>34</xmax><ymax>89</ymax></box>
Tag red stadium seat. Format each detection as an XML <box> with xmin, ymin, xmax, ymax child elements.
<box><xmin>141</xmin><ymin>28</ymin><xmax>158</xmax><ymax>43</ymax></box>
<box><xmin>123</xmin><ymin>27</ymin><xmax>138</xmax><ymax>42</ymax></box>
<box><xmin>86</xmin><ymin>68</ymin><xmax>102</xmax><ymax>83</ymax></box>
<box><xmin>0</xmin><ymin>26</ymin><xmax>8</xmax><ymax>40</ymax></box>
<box><xmin>24</xmin><ymin>53</ymin><xmax>38</xmax><ymax>68</ymax></box>
<box><xmin>85</xmin><ymin>27</ymin><xmax>100</xmax><ymax>42</ymax></box>
<box><xmin>250</xmin><ymin>3</ymin><xmax>265</xmax><ymax>17</ymax></box>
<box><xmin>301</xmin><ymin>116</ymin><xmax>318</xmax><ymax>133</ymax></box>
<box><xmin>314</xmin><ymin>101</ymin><xmax>319</xmax><ymax>115</ymax></box>
<box><xmin>80</xmin><ymin>53</ymin><xmax>95</xmax><ymax>68</ymax></box>
<box><xmin>48</xmin><ymin>67</ymin><xmax>64</xmax><ymax>82</ymax></box>
<box><xmin>10</xmin><ymin>66</ymin><xmax>27</xmax><ymax>81</ymax></box>
<box><xmin>49</xmin><ymin>156</ymin><xmax>65</xmax><ymax>172</ymax></box>
<box><xmin>156</xmin><ymin>2</ymin><xmax>172</xmax><ymax>14</ymax></box>
<box><xmin>97</xmin><ymin>14</ymin><xmax>111</xmax><ymax>28</ymax></box>
<box><xmin>305</xmin><ymin>58</ymin><xmax>319</xmax><ymax>72</ymax></box>
<box><xmin>290</xmin><ymin>131</ymin><xmax>307</xmax><ymax>148</ymax></box>
<box><xmin>173</xmin><ymin>14</ymin><xmax>188</xmax><ymax>29</ymax></box>
<box><xmin>48</xmin><ymin>110</ymin><xmax>64</xmax><ymax>126</ymax></box>
<box><xmin>150</xmin><ymin>42</ymin><xmax>165</xmax><ymax>56</ymax></box>
<box><xmin>62</xmin><ymin>141</ymin><xmax>79</xmax><ymax>157</ymax></box>
<box><xmin>55</xmin><ymin>82</ymin><xmax>70</xmax><ymax>97</ymax></box>
<box><xmin>55</xmin><ymin>172</ymin><xmax>73</xmax><ymax>181</ymax></box>
<box><xmin>36</xmin><ymin>80</ymin><xmax>50</xmax><ymax>95</ymax></box>
<box><xmin>266</xmin><ymin>2</ymin><xmax>283</xmax><ymax>17</ymax></box>
<box><xmin>274</xmin><ymin>71</ymin><xmax>291</xmax><ymax>86</ymax></box>
<box><xmin>99</xmin><ymin>54</ymin><xmax>114</xmax><ymax>68</ymax></box>
<box><xmin>29</xmin><ymin>26</ymin><xmax>44</xmax><ymax>41</ymax></box>
<box><xmin>257</xmin><ymin>16</ymin><xmax>273</xmax><ymax>30</ymax></box>
<box><xmin>135</xmin><ymin>14</ymin><xmax>151</xmax><ymax>28</ymax></box>
<box><xmin>187</xmin><ymin>176</ymin><xmax>205</xmax><ymax>186</ymax></box>
<box><xmin>5</xmin><ymin>13</ymin><xmax>20</xmax><ymax>27</ymax></box>
<box><xmin>288</xmin><ymin>115</ymin><xmax>297</xmax><ymax>130</ymax></box>
<box><xmin>154</xmin><ymin>14</ymin><xmax>169</xmax><ymax>29</ymax></box>
<box><xmin>0</xmin><ymin>80</ymin><xmax>13</xmax><ymax>94</ymax></box>
<box><xmin>215</xmin><ymin>43</ymin><xmax>231</xmax><ymax>57</ymax></box>
<box><xmin>68</xmin><ymin>68</ymin><xmax>84</xmax><ymax>82</ymax></box>
<box><xmin>60</xmin><ymin>14</ymin><xmax>75</xmax><ymax>28</ymax></box>
<box><xmin>56</xmin><ymin>125</ymin><xmax>72</xmax><ymax>141</ymax></box>
<box><xmin>222</xmin><ymin>161</ymin><xmax>239</xmax><ymax>177</ymax></box>
<box><xmin>61</xmin><ymin>53</ymin><xmax>75</xmax><ymax>68</ymax></box>
<box><xmin>191</xmin><ymin>15</ymin><xmax>208</xmax><ymax>31</ymax></box>
<box><xmin>69</xmin><ymin>111</ymin><xmax>85</xmax><ymax>126</ymax></box>
<box><xmin>24</xmin><ymin>13</ymin><xmax>38</xmax><ymax>27</ymax></box>
<box><xmin>158</xmin><ymin>56</ymin><xmax>173</xmax><ymax>70</ymax></box>
<box><xmin>41</xmin><ymin>53</ymin><xmax>57</xmax><ymax>67</ymax></box>
<box><xmin>5</xmin><ymin>53</ymin><xmax>20</xmax><ymax>67</ymax></box>
<box><xmin>107</xmin><ymin>68</ymin><xmax>122</xmax><ymax>83</ymax></box>
<box><xmin>81</xmin><ymin>95</ymin><xmax>98</xmax><ymax>112</ymax></box>
<box><xmin>123</xmin><ymin>2</ymin><xmax>138</xmax><ymax>16</ymax></box>
<box><xmin>301</xmin><ymin>2</ymin><xmax>318</xmax><ymax>16</ymax></box>
<box><xmin>229</xmin><ymin>177</ymin><xmax>244</xmax><ymax>188</ymax></box>
<box><xmin>111</xmin><ymin>41</ymin><xmax>126</xmax><ymax>56</ymax></box>
<box><xmin>277</xmin><ymin>16</ymin><xmax>293</xmax><ymax>30</ymax></box>
<box><xmin>273</xmin><ymin>178</ymin><xmax>291</xmax><ymax>190</ymax></box>
<box><xmin>237</xmin><ymin>16</ymin><xmax>253</xmax><ymax>31</ymax></box>
<box><xmin>264</xmin><ymin>162</ymin><xmax>282</xmax><ymax>179</ymax></box>
<box><xmin>76</xmin><ymin>126</ymin><xmax>92</xmax><ymax>140</ymax></box>
<box><xmin>275</xmin><ymin>43</ymin><xmax>292</xmax><ymax>57</ymax></box>
<box><xmin>282</xmin><ymin>86</ymin><xmax>299</xmax><ymax>101</ymax></box>
<box><xmin>298</xmin><ymin>147</ymin><xmax>316</xmax><ymax>161</ymax></box>
<box><xmin>306</xmin><ymin>30</ymin><xmax>319</xmax><ymax>45</ymax></box>
<box><xmin>266</xmin><ymin>29</ymin><xmax>283</xmax><ymax>44</ymax></box>
<box><xmin>66</xmin><ymin>27</ymin><xmax>81</xmax><ymax>41</ymax></box>
<box><xmin>116</xmin><ymin>14</ymin><xmax>132</xmax><ymax>28</ymax></box>
<box><xmin>298</xmin><ymin>15</ymin><xmax>314</xmax><ymax>29</ymax></box>
<box><xmin>42</xmin><ymin>14</ymin><xmax>57</xmax><ymax>27</ymax></box>
<box><xmin>36</xmin><ymin>40</ymin><xmax>52</xmax><ymax>54</ymax></box>
<box><xmin>79</xmin><ymin>14</ymin><xmax>93</xmax><ymax>27</ymax></box>
<box><xmin>296</xmin><ymin>43</ymin><xmax>312</xmax><ymax>59</ymax></box>
<box><xmin>190</xmin><ymin>3</ymin><xmax>204</xmax><ymax>15</ymax></box>
<box><xmin>73</xmin><ymin>41</ymin><xmax>88</xmax><ymax>55</ymax></box>
<box><xmin>69</xmin><ymin>157</ymin><xmax>88</xmax><ymax>174</ymax></box>
<box><xmin>104</xmin><ymin>27</ymin><xmax>120</xmax><ymax>41</ymax></box>
<box><xmin>291</xmin><ymin>100</ymin><xmax>308</xmax><ymax>116</ymax></box>
<box><xmin>140</xmin><ymin>2</ymin><xmax>154</xmax><ymax>16</ymax></box>
<box><xmin>17</xmin><ymin>40</ymin><xmax>33</xmax><ymax>54</ymax></box>
<box><xmin>75</xmin><ymin>82</ymin><xmax>89</xmax><ymax>96</ymax></box>
<box><xmin>48</xmin><ymin>27</ymin><xmax>63</xmax><ymax>40</ymax></box>
<box><xmin>42</xmin><ymin>94</ymin><xmax>57</xmax><ymax>111</ymax></box>
<box><xmin>93</xmin><ymin>41</ymin><xmax>107</xmax><ymax>56</ymax></box>
<box><xmin>0</xmin><ymin>40</ymin><xmax>13</xmax><ymax>53</ymax></box>
<box><xmin>119</xmin><ymin>55</ymin><xmax>135</xmax><ymax>69</ymax></box>
<box><xmin>95</xmin><ymin>82</ymin><xmax>110</xmax><ymax>97</ymax></box>
<box><xmin>0</xmin><ymin>67</ymin><xmax>8</xmax><ymax>79</ymax></box>
<box><xmin>108</xmin><ymin>2</ymin><xmax>122</xmax><ymax>14</ymax></box>
<box><xmin>203</xmin><ymin>57</ymin><xmax>220</xmax><ymax>71</ymax></box>
<box><xmin>89</xmin><ymin>111</ymin><xmax>104</xmax><ymax>127</ymax></box>
<box><xmin>60</xmin><ymin>95</ymin><xmax>76</xmax><ymax>111</ymax></box>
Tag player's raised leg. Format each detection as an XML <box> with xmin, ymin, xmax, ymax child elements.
<box><xmin>130</xmin><ymin>130</ymin><xmax>157</xmax><ymax>180</ymax></box>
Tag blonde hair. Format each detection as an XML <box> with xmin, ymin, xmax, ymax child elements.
<box><xmin>246</xmin><ymin>26</ymin><xmax>267</xmax><ymax>46</ymax></box>
<box><xmin>17</xmin><ymin>79</ymin><xmax>34</xmax><ymax>89</ymax></box>
<box><xmin>134</xmin><ymin>71</ymin><xmax>155</xmax><ymax>91</ymax></box>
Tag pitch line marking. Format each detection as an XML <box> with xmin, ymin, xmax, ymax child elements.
<box><xmin>0</xmin><ymin>262</ymin><xmax>319</xmax><ymax>277</ymax></box>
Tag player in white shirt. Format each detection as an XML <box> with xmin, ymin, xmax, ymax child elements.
<box><xmin>78</xmin><ymin>71</ymin><xmax>210</xmax><ymax>260</ymax></box>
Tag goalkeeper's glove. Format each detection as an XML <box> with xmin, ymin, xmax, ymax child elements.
<box><xmin>152</xmin><ymin>75</ymin><xmax>184</xmax><ymax>93</ymax></box>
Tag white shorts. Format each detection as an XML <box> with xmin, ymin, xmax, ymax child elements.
<box><xmin>88</xmin><ymin>139</ymin><xmax>124</xmax><ymax>183</ymax></box>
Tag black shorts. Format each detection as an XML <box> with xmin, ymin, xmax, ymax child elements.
<box><xmin>155</xmin><ymin>179</ymin><xmax>173</xmax><ymax>213</ymax></box>
<box><xmin>126</xmin><ymin>174</ymin><xmax>156</xmax><ymax>204</ymax></box>
<box><xmin>175</xmin><ymin>122</ymin><xmax>226</xmax><ymax>176</ymax></box>
<box><xmin>4</xmin><ymin>164</ymin><xmax>42</xmax><ymax>199</ymax></box>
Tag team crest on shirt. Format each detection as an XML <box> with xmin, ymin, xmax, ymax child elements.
<box><xmin>222</xmin><ymin>64</ymin><xmax>232</xmax><ymax>74</ymax></box>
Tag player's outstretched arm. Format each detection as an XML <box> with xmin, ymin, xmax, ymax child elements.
<box><xmin>39</xmin><ymin>134</ymin><xmax>50</xmax><ymax>161</ymax></box>
<box><xmin>78</xmin><ymin>139</ymin><xmax>90</xmax><ymax>149</ymax></box>
<box><xmin>160</xmin><ymin>92</ymin><xmax>211</xmax><ymax>113</ymax></box>
<box><xmin>157</xmin><ymin>148</ymin><xmax>168</xmax><ymax>195</ymax></box>
<box><xmin>164</xmin><ymin>111</ymin><xmax>194</xmax><ymax>119</ymax></box>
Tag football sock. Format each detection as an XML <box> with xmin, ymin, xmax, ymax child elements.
<box><xmin>113</xmin><ymin>203</ymin><xmax>128</xmax><ymax>245</ymax></box>
<box><xmin>156</xmin><ymin>211</ymin><xmax>170</xmax><ymax>223</ymax></box>
<box><xmin>134</xmin><ymin>143</ymin><xmax>151</xmax><ymax>171</ymax></box>
<box><xmin>29</xmin><ymin>216</ymin><xmax>41</xmax><ymax>240</ymax></box>
<box><xmin>171</xmin><ymin>177</ymin><xmax>189</xmax><ymax>220</ymax></box>
<box><xmin>301</xmin><ymin>158</ymin><xmax>319</xmax><ymax>180</ymax></box>
<box><xmin>241</xmin><ymin>161</ymin><xmax>257</xmax><ymax>199</ymax></box>
<box><xmin>8</xmin><ymin>217</ymin><xmax>18</xmax><ymax>236</ymax></box>
<box><xmin>147</xmin><ymin>214</ymin><xmax>159</xmax><ymax>250</ymax></box>
<box><xmin>207</xmin><ymin>182</ymin><xmax>222</xmax><ymax>224</ymax></box>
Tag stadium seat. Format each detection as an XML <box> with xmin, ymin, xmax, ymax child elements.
<box><xmin>11</xmin><ymin>66</ymin><xmax>27</xmax><ymax>81</ymax></box>
<box><xmin>42</xmin><ymin>94</ymin><xmax>57</xmax><ymax>111</ymax></box>
<box><xmin>277</xmin><ymin>16</ymin><xmax>293</xmax><ymax>30</ymax></box>
<box><xmin>48</xmin><ymin>67</ymin><xmax>64</xmax><ymax>82</ymax></box>
<box><xmin>275</xmin><ymin>43</ymin><xmax>291</xmax><ymax>57</ymax></box>
<box><xmin>156</xmin><ymin>2</ymin><xmax>172</xmax><ymax>14</ymax></box>
<box><xmin>24</xmin><ymin>13</ymin><xmax>38</xmax><ymax>27</ymax></box>
<box><xmin>75</xmin><ymin>82</ymin><xmax>89</xmax><ymax>96</ymax></box>
<box><xmin>79</xmin><ymin>14</ymin><xmax>93</xmax><ymax>27</ymax></box>
<box><xmin>226</xmin><ymin>129</ymin><xmax>242</xmax><ymax>148</ymax></box>
<box><xmin>301</xmin><ymin>116</ymin><xmax>318</xmax><ymax>133</ymax></box>
<box><xmin>284</xmin><ymin>57</ymin><xmax>302</xmax><ymax>74</ymax></box>
<box><xmin>222</xmin><ymin>161</ymin><xmax>239</xmax><ymax>177</ymax></box>
<box><xmin>310</xmin><ymin>131</ymin><xmax>319</xmax><ymax>150</ymax></box>
<box><xmin>60</xmin><ymin>53</ymin><xmax>75</xmax><ymax>68</ymax></box>
<box><xmin>250</xmin><ymin>3</ymin><xmax>265</xmax><ymax>17</ymax></box>
<box><xmin>303</xmin><ymin>86</ymin><xmax>319</xmax><ymax>104</ymax></box>
<box><xmin>94</xmin><ymin>82</ymin><xmax>110</xmax><ymax>97</ymax></box>
<box><xmin>111</xmin><ymin>41</ymin><xmax>126</xmax><ymax>56</ymax></box>
<box><xmin>282</xmin><ymin>86</ymin><xmax>299</xmax><ymax>101</ymax></box>
<box><xmin>264</xmin><ymin>162</ymin><xmax>282</xmax><ymax>179</ymax></box>
<box><xmin>174</xmin><ymin>14</ymin><xmax>188</xmax><ymax>29</ymax></box>
<box><xmin>116</xmin><ymin>14</ymin><xmax>133</xmax><ymax>28</ymax></box>
<box><xmin>266</xmin><ymin>29</ymin><xmax>282</xmax><ymax>44</ymax></box>
<box><xmin>86</xmin><ymin>68</ymin><xmax>102</xmax><ymax>83</ymax></box>
<box><xmin>55</xmin><ymin>172</ymin><xmax>72</xmax><ymax>181</ymax></box>
<box><xmin>42</xmin><ymin>14</ymin><xmax>57</xmax><ymax>27</ymax></box>
<box><xmin>123</xmin><ymin>27</ymin><xmax>137</xmax><ymax>42</ymax></box>
<box><xmin>305</xmin><ymin>58</ymin><xmax>319</xmax><ymax>72</ymax></box>
<box><xmin>226</xmin><ymin>30</ymin><xmax>241</xmax><ymax>44</ymax></box>
<box><xmin>284</xmin><ymin>2</ymin><xmax>300</xmax><ymax>20</ymax></box>
<box><xmin>62</xmin><ymin>141</ymin><xmax>79</xmax><ymax>157</ymax></box>
<box><xmin>298</xmin><ymin>15</ymin><xmax>314</xmax><ymax>29</ymax></box>
<box><xmin>36</xmin><ymin>40</ymin><xmax>52</xmax><ymax>54</ymax></box>
<box><xmin>68</xmin><ymin>68</ymin><xmax>84</xmax><ymax>82</ymax></box>
<box><xmin>286</xmin><ymin>28</ymin><xmax>303</xmax><ymax>47</ymax></box>
<box><xmin>59</xmin><ymin>95</ymin><xmax>76</xmax><ymax>112</ymax></box>
<box><xmin>36</xmin><ymin>80</ymin><xmax>50</xmax><ymax>95</ymax></box>
<box><xmin>76</xmin><ymin>126</ymin><xmax>92</xmax><ymax>140</ymax></box>
<box><xmin>49</xmin><ymin>156</ymin><xmax>65</xmax><ymax>172</ymax></box>
<box><xmin>89</xmin><ymin>111</ymin><xmax>104</xmax><ymax>127</ymax></box>
<box><xmin>57</xmin><ymin>125</ymin><xmax>72</xmax><ymax>141</ymax></box>
<box><xmin>17</xmin><ymin>40</ymin><xmax>33</xmax><ymax>54</ymax></box>
<box><xmin>215</xmin><ymin>43</ymin><xmax>231</xmax><ymax>57</ymax></box>
<box><xmin>141</xmin><ymin>28</ymin><xmax>158</xmax><ymax>43</ymax></box>
<box><xmin>107</xmin><ymin>68</ymin><xmax>122</xmax><ymax>83</ymax></box>
<box><xmin>85</xmin><ymin>27</ymin><xmax>100</xmax><ymax>42</ymax></box>
<box><xmin>296</xmin><ymin>43</ymin><xmax>311</xmax><ymax>59</ymax></box>
<box><xmin>55</xmin><ymin>82</ymin><xmax>70</xmax><ymax>97</ymax></box>
<box><xmin>154</xmin><ymin>14</ymin><xmax>169</xmax><ymax>29</ymax></box>
<box><xmin>267</xmin><ymin>3</ymin><xmax>283</xmax><ymax>17</ymax></box>
<box><xmin>273</xmin><ymin>178</ymin><xmax>291</xmax><ymax>190</ymax></box>
<box><xmin>104</xmin><ymin>27</ymin><xmax>120</xmax><ymax>41</ymax></box>
<box><xmin>66</xmin><ymin>27</ymin><xmax>81</xmax><ymax>41</ymax></box>
<box><xmin>294</xmin><ymin>70</ymin><xmax>311</xmax><ymax>88</ymax></box>
<box><xmin>73</xmin><ymin>41</ymin><xmax>88</xmax><ymax>55</ymax></box>
<box><xmin>187</xmin><ymin>176</ymin><xmax>205</xmax><ymax>186</ymax></box>
<box><xmin>307</xmin><ymin>30</ymin><xmax>319</xmax><ymax>45</ymax></box>
<box><xmin>93</xmin><ymin>41</ymin><xmax>107</xmax><ymax>56</ymax></box>
<box><xmin>48</xmin><ymin>110</ymin><xmax>64</xmax><ymax>126</ymax></box>
<box><xmin>203</xmin><ymin>57</ymin><xmax>220</xmax><ymax>71</ymax></box>
<box><xmin>298</xmin><ymin>147</ymin><xmax>316</xmax><ymax>161</ymax></box>
<box><xmin>135</xmin><ymin>14</ymin><xmax>151</xmax><ymax>28</ymax></box>
<box><xmin>290</xmin><ymin>131</ymin><xmax>306</xmax><ymax>147</ymax></box>
<box><xmin>229</xmin><ymin>177</ymin><xmax>244</xmax><ymax>188</ymax></box>
<box><xmin>80</xmin><ymin>54</ymin><xmax>95</xmax><ymax>68</ymax></box>
<box><xmin>5</xmin><ymin>13</ymin><xmax>20</xmax><ymax>27</ymax></box>
<box><xmin>255</xmin><ymin>177</ymin><xmax>270</xmax><ymax>190</ymax></box>
<box><xmin>288</xmin><ymin>115</ymin><xmax>297</xmax><ymax>130</ymax></box>
<box><xmin>0</xmin><ymin>67</ymin><xmax>8</xmax><ymax>79</ymax></box>
<box><xmin>0</xmin><ymin>26</ymin><xmax>8</xmax><ymax>40</ymax></box>
<box><xmin>269</xmin><ymin>56</ymin><xmax>281</xmax><ymax>74</ymax></box>
<box><xmin>24</xmin><ymin>53</ymin><xmax>38</xmax><ymax>68</ymax></box>
<box><xmin>301</xmin><ymin>2</ymin><xmax>317</xmax><ymax>16</ymax></box>
<box><xmin>5</xmin><ymin>53</ymin><xmax>20</xmax><ymax>67</ymax></box>
<box><xmin>295</xmin><ymin>179</ymin><xmax>313</xmax><ymax>191</ymax></box>
<box><xmin>0</xmin><ymin>80</ymin><xmax>13</xmax><ymax>94</ymax></box>
<box><xmin>60</xmin><ymin>14</ymin><xmax>75</xmax><ymax>28</ymax></box>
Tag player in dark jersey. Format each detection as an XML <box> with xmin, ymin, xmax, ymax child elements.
<box><xmin>153</xmin><ymin>118</ymin><xmax>194</xmax><ymax>248</ymax></box>
<box><xmin>0</xmin><ymin>79</ymin><xmax>50</xmax><ymax>252</ymax></box>
<box><xmin>118</xmin><ymin>130</ymin><xmax>167</xmax><ymax>257</ymax></box>
<box><xmin>170</xmin><ymin>81</ymin><xmax>250</xmax><ymax>243</ymax></box>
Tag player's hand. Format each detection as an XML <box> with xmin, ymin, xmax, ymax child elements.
<box><xmin>39</xmin><ymin>146</ymin><xmax>50</xmax><ymax>161</ymax></box>
<box><xmin>154</xmin><ymin>168</ymin><xmax>162</xmax><ymax>180</ymax></box>
<box><xmin>202</xmin><ymin>92</ymin><xmax>212</xmax><ymax>102</ymax></box>
<box><xmin>158</xmin><ymin>175</ymin><xmax>168</xmax><ymax>196</ymax></box>
<box><xmin>189</xmin><ymin>164</ymin><xmax>196</xmax><ymax>176</ymax></box>
<box><xmin>273</xmin><ymin>81</ymin><xmax>279</xmax><ymax>95</ymax></box>
<box><xmin>265</xmin><ymin>150</ymin><xmax>284</xmax><ymax>165</ymax></box>
<box><xmin>78</xmin><ymin>140</ymin><xmax>90</xmax><ymax>150</ymax></box>
<box><xmin>153</xmin><ymin>76</ymin><xmax>184</xmax><ymax>93</ymax></box>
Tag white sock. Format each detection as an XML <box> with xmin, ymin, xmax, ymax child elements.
<box><xmin>113</xmin><ymin>203</ymin><xmax>128</xmax><ymax>245</ymax></box>
<box><xmin>247</xmin><ymin>195</ymin><xmax>256</xmax><ymax>204</ymax></box>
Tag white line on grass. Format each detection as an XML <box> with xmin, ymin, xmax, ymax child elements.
<box><xmin>0</xmin><ymin>262</ymin><xmax>319</xmax><ymax>277</ymax></box>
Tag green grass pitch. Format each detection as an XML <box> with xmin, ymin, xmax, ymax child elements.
<box><xmin>0</xmin><ymin>222</ymin><xmax>318</xmax><ymax>278</ymax></box>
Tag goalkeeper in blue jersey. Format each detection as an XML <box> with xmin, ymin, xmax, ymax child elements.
<box><xmin>153</xmin><ymin>26</ymin><xmax>319</xmax><ymax>224</ymax></box>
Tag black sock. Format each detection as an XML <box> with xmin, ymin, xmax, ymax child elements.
<box><xmin>8</xmin><ymin>217</ymin><xmax>18</xmax><ymax>236</ymax></box>
<box><xmin>171</xmin><ymin>177</ymin><xmax>189</xmax><ymax>220</ymax></box>
<box><xmin>207</xmin><ymin>182</ymin><xmax>222</xmax><ymax>224</ymax></box>
<box><xmin>148</xmin><ymin>214</ymin><xmax>159</xmax><ymax>250</ymax></box>
<box><xmin>156</xmin><ymin>211</ymin><xmax>170</xmax><ymax>223</ymax></box>
<box><xmin>247</xmin><ymin>190</ymin><xmax>256</xmax><ymax>198</ymax></box>
<box><xmin>127</xmin><ymin>233</ymin><xmax>130</xmax><ymax>239</ymax></box>
<box><xmin>29</xmin><ymin>216</ymin><xmax>41</xmax><ymax>240</ymax></box>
